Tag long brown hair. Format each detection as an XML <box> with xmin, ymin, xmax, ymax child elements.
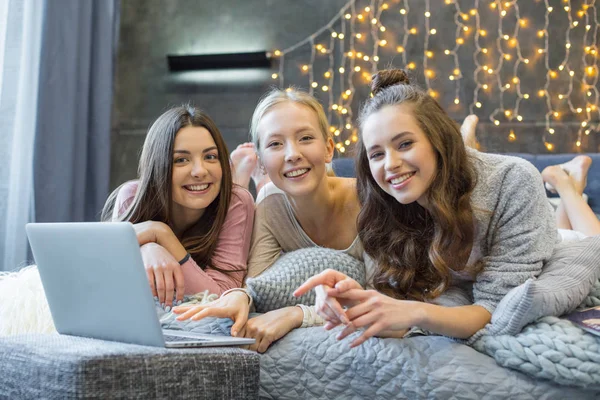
<box><xmin>102</xmin><ymin>105</ymin><xmax>233</xmax><ymax>271</ymax></box>
<box><xmin>356</xmin><ymin>69</ymin><xmax>477</xmax><ymax>301</ymax></box>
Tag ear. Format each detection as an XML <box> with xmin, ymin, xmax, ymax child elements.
<box><xmin>325</xmin><ymin>137</ymin><xmax>335</xmax><ymax>163</ymax></box>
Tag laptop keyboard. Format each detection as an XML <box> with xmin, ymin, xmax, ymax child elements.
<box><xmin>164</xmin><ymin>334</ymin><xmax>210</xmax><ymax>343</ymax></box>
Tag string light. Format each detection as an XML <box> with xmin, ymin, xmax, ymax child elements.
<box><xmin>273</xmin><ymin>0</ymin><xmax>599</xmax><ymax>152</ymax></box>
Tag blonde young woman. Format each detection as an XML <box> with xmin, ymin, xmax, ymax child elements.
<box><xmin>174</xmin><ymin>88</ymin><xmax>365</xmax><ymax>352</ymax></box>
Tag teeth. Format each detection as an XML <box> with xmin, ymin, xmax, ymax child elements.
<box><xmin>390</xmin><ymin>173</ymin><xmax>414</xmax><ymax>185</ymax></box>
<box><xmin>285</xmin><ymin>168</ymin><xmax>308</xmax><ymax>178</ymax></box>
<box><xmin>187</xmin><ymin>184</ymin><xmax>209</xmax><ymax>191</ymax></box>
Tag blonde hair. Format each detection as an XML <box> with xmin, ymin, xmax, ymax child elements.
<box><xmin>250</xmin><ymin>87</ymin><xmax>335</xmax><ymax>175</ymax></box>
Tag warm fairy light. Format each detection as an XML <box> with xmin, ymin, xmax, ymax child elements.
<box><xmin>272</xmin><ymin>0</ymin><xmax>600</xmax><ymax>152</ymax></box>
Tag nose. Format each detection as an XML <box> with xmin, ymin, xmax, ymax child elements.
<box><xmin>191</xmin><ymin>159</ymin><xmax>208</xmax><ymax>178</ymax></box>
<box><xmin>284</xmin><ymin>142</ymin><xmax>302</xmax><ymax>163</ymax></box>
<box><xmin>384</xmin><ymin>151</ymin><xmax>401</xmax><ymax>172</ymax></box>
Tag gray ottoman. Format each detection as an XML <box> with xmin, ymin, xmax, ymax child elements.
<box><xmin>0</xmin><ymin>334</ymin><xmax>260</xmax><ymax>399</ymax></box>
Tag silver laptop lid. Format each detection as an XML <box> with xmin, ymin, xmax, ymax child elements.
<box><xmin>26</xmin><ymin>222</ymin><xmax>166</xmax><ymax>347</ymax></box>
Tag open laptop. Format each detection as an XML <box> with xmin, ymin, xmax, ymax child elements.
<box><xmin>26</xmin><ymin>222</ymin><xmax>255</xmax><ymax>348</ymax></box>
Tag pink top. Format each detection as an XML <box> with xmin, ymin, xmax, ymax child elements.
<box><xmin>114</xmin><ymin>181</ymin><xmax>254</xmax><ymax>295</ymax></box>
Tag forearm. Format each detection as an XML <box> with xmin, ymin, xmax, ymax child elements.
<box><xmin>155</xmin><ymin>227</ymin><xmax>188</xmax><ymax>261</ymax></box>
<box><xmin>414</xmin><ymin>303</ymin><xmax>491</xmax><ymax>339</ymax></box>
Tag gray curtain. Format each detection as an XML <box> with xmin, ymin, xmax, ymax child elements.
<box><xmin>33</xmin><ymin>0</ymin><xmax>119</xmax><ymax>223</ymax></box>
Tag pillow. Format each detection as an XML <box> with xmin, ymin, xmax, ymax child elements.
<box><xmin>245</xmin><ymin>247</ymin><xmax>366</xmax><ymax>313</ymax></box>
<box><xmin>484</xmin><ymin>235</ymin><xmax>600</xmax><ymax>337</ymax></box>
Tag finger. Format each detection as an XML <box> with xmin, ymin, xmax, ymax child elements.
<box><xmin>331</xmin><ymin>288</ymin><xmax>372</xmax><ymax>301</ymax></box>
<box><xmin>334</xmin><ymin>278</ymin><xmax>362</xmax><ymax>293</ymax></box>
<box><xmin>163</xmin><ymin>269</ymin><xmax>175</xmax><ymax>307</ymax></box>
<box><xmin>175</xmin><ymin>305</ymin><xmax>208</xmax><ymax>321</ymax></box>
<box><xmin>324</xmin><ymin>321</ymin><xmax>342</xmax><ymax>331</ymax></box>
<box><xmin>325</xmin><ymin>297</ymin><xmax>350</xmax><ymax>325</ymax></box>
<box><xmin>318</xmin><ymin>303</ymin><xmax>342</xmax><ymax>323</ymax></box>
<box><xmin>154</xmin><ymin>269</ymin><xmax>166</xmax><ymax>305</ymax></box>
<box><xmin>146</xmin><ymin>268</ymin><xmax>158</xmax><ymax>298</ymax></box>
<box><xmin>173</xmin><ymin>266</ymin><xmax>185</xmax><ymax>303</ymax></box>
<box><xmin>351</xmin><ymin>323</ymin><xmax>383</xmax><ymax>348</ymax></box>
<box><xmin>257</xmin><ymin>337</ymin><xmax>272</xmax><ymax>353</ymax></box>
<box><xmin>172</xmin><ymin>305</ymin><xmax>195</xmax><ymax>314</ymax></box>
<box><xmin>336</xmin><ymin>324</ymin><xmax>357</xmax><ymax>340</ymax></box>
<box><xmin>345</xmin><ymin>301</ymin><xmax>375</xmax><ymax>322</ymax></box>
<box><xmin>231</xmin><ymin>308</ymin><xmax>249</xmax><ymax>337</ymax></box>
<box><xmin>190</xmin><ymin>306</ymin><xmax>234</xmax><ymax>321</ymax></box>
<box><xmin>294</xmin><ymin>270</ymin><xmax>345</xmax><ymax>297</ymax></box>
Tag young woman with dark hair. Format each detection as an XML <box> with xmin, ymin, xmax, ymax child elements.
<box><xmin>295</xmin><ymin>69</ymin><xmax>567</xmax><ymax>345</ymax></box>
<box><xmin>102</xmin><ymin>105</ymin><xmax>254</xmax><ymax>310</ymax></box>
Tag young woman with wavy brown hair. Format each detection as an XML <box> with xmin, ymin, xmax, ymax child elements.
<box><xmin>102</xmin><ymin>105</ymin><xmax>254</xmax><ymax>310</ymax></box>
<box><xmin>296</xmin><ymin>68</ymin><xmax>560</xmax><ymax>344</ymax></box>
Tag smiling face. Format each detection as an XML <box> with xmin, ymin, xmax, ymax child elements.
<box><xmin>361</xmin><ymin>104</ymin><xmax>437</xmax><ymax>207</ymax></box>
<box><xmin>257</xmin><ymin>101</ymin><xmax>334</xmax><ymax>197</ymax></box>
<box><xmin>171</xmin><ymin>126</ymin><xmax>222</xmax><ymax>223</ymax></box>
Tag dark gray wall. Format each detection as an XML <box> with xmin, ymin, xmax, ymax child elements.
<box><xmin>112</xmin><ymin>0</ymin><xmax>599</xmax><ymax>189</ymax></box>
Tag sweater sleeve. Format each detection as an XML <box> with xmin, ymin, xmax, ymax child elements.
<box><xmin>473</xmin><ymin>160</ymin><xmax>557</xmax><ymax>314</ymax></box>
<box><xmin>180</xmin><ymin>187</ymin><xmax>255</xmax><ymax>295</ymax></box>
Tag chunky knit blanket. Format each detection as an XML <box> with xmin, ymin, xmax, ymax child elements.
<box><xmin>471</xmin><ymin>279</ymin><xmax>600</xmax><ymax>388</ymax></box>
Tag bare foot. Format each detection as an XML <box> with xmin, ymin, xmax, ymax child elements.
<box><xmin>543</xmin><ymin>155</ymin><xmax>591</xmax><ymax>195</ymax></box>
<box><xmin>460</xmin><ymin>115</ymin><xmax>480</xmax><ymax>150</ymax></box>
<box><xmin>541</xmin><ymin>165</ymin><xmax>576</xmax><ymax>195</ymax></box>
<box><xmin>559</xmin><ymin>155</ymin><xmax>591</xmax><ymax>195</ymax></box>
<box><xmin>230</xmin><ymin>143</ymin><xmax>259</xmax><ymax>189</ymax></box>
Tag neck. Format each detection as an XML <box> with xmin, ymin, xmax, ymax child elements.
<box><xmin>286</xmin><ymin>176</ymin><xmax>336</xmax><ymax>225</ymax></box>
<box><xmin>170</xmin><ymin>205</ymin><xmax>205</xmax><ymax>237</ymax></box>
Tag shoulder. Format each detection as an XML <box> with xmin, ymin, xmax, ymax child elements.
<box><xmin>230</xmin><ymin>185</ymin><xmax>254</xmax><ymax>209</ymax></box>
<box><xmin>255</xmin><ymin>182</ymin><xmax>286</xmax><ymax>206</ymax></box>
<box><xmin>470</xmin><ymin>149</ymin><xmax>542</xmax><ymax>196</ymax></box>
<box><xmin>115</xmin><ymin>180</ymin><xmax>139</xmax><ymax>207</ymax></box>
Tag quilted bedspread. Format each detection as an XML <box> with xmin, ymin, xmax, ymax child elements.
<box><xmin>161</xmin><ymin>312</ymin><xmax>600</xmax><ymax>399</ymax></box>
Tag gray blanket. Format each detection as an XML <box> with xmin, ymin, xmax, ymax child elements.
<box><xmin>161</xmin><ymin>312</ymin><xmax>600</xmax><ymax>399</ymax></box>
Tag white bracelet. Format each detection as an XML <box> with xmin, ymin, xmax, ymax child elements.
<box><xmin>296</xmin><ymin>304</ymin><xmax>325</xmax><ymax>328</ymax></box>
<box><xmin>220</xmin><ymin>288</ymin><xmax>253</xmax><ymax>308</ymax></box>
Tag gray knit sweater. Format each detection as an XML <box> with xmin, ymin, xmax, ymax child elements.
<box><xmin>437</xmin><ymin>149</ymin><xmax>560</xmax><ymax>313</ymax></box>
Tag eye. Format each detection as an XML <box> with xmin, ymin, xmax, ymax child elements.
<box><xmin>368</xmin><ymin>151</ymin><xmax>384</xmax><ymax>160</ymax></box>
<box><xmin>173</xmin><ymin>157</ymin><xmax>188</xmax><ymax>164</ymax></box>
<box><xmin>205</xmin><ymin>153</ymin><xmax>219</xmax><ymax>161</ymax></box>
<box><xmin>300</xmin><ymin>135</ymin><xmax>314</xmax><ymax>141</ymax></box>
<box><xmin>398</xmin><ymin>140</ymin><xmax>414</xmax><ymax>149</ymax></box>
<box><xmin>266</xmin><ymin>141</ymin><xmax>282</xmax><ymax>148</ymax></box>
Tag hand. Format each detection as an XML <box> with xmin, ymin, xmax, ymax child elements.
<box><xmin>334</xmin><ymin>289</ymin><xmax>420</xmax><ymax>347</ymax></box>
<box><xmin>133</xmin><ymin>221</ymin><xmax>169</xmax><ymax>246</ymax></box>
<box><xmin>140</xmin><ymin>243</ymin><xmax>185</xmax><ymax>307</ymax></box>
<box><xmin>294</xmin><ymin>269</ymin><xmax>363</xmax><ymax>328</ymax></box>
<box><xmin>241</xmin><ymin>306</ymin><xmax>303</xmax><ymax>353</ymax></box>
<box><xmin>173</xmin><ymin>291</ymin><xmax>250</xmax><ymax>337</ymax></box>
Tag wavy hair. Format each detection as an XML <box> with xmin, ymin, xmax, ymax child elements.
<box><xmin>102</xmin><ymin>105</ymin><xmax>233</xmax><ymax>272</ymax></box>
<box><xmin>356</xmin><ymin>69</ymin><xmax>477</xmax><ymax>301</ymax></box>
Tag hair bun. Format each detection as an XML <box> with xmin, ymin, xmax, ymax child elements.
<box><xmin>370</xmin><ymin>69</ymin><xmax>410</xmax><ymax>95</ymax></box>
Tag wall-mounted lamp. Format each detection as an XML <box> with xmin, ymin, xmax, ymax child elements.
<box><xmin>167</xmin><ymin>51</ymin><xmax>272</xmax><ymax>71</ymax></box>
